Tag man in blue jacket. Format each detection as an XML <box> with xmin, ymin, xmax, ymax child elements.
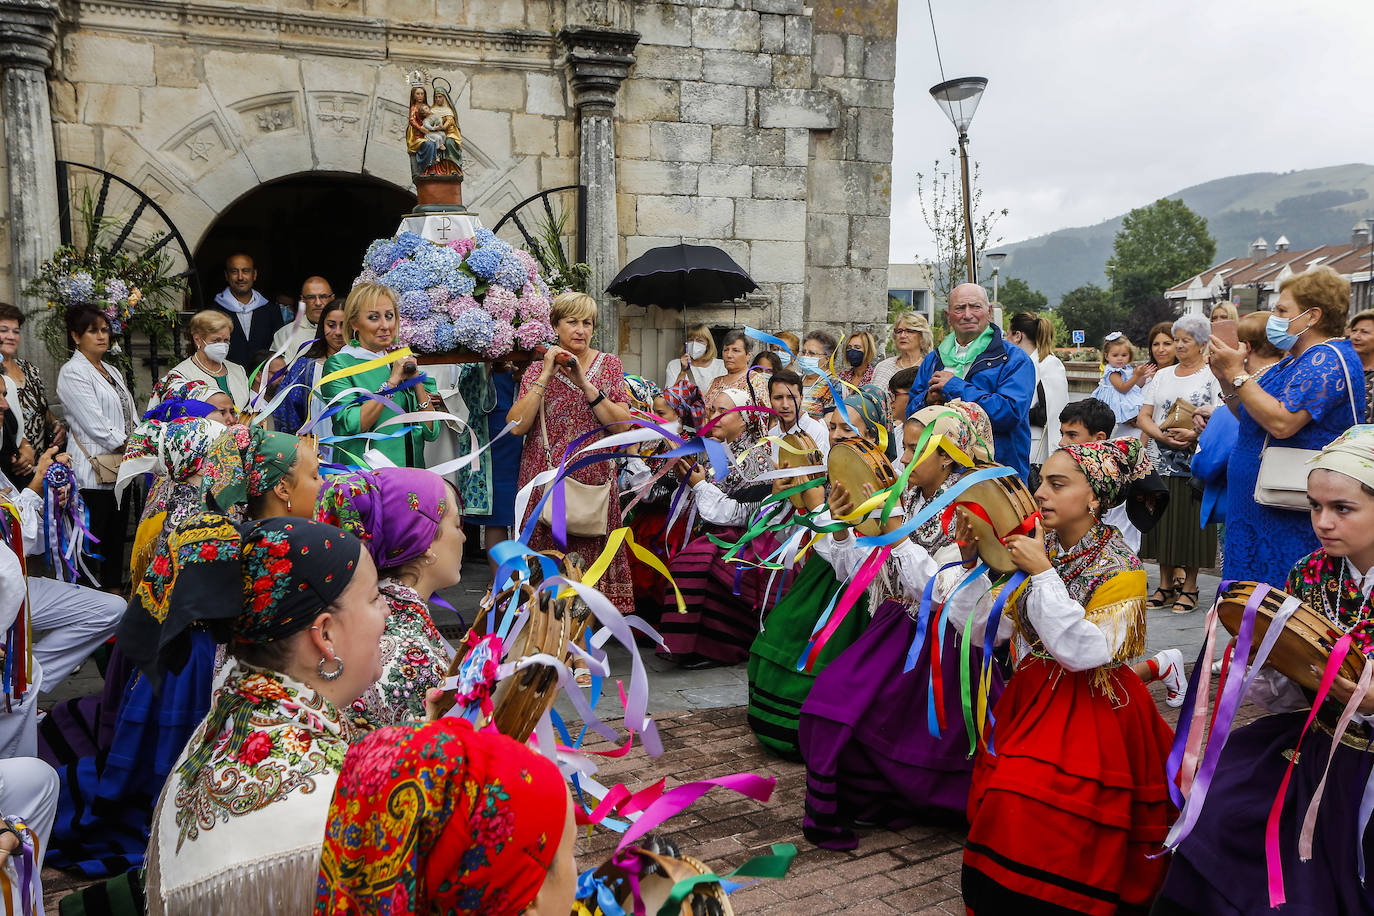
<box><xmin>906</xmin><ymin>283</ymin><xmax>1036</xmax><ymax>478</ymax></box>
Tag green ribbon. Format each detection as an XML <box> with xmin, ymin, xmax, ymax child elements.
<box><xmin>654</xmin><ymin>844</ymin><xmax>798</xmax><ymax>916</ymax></box>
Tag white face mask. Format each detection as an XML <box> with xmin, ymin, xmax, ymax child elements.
<box><xmin>686</xmin><ymin>340</ymin><xmax>707</xmax><ymax>360</ymax></box>
<box><xmin>203</xmin><ymin>341</ymin><xmax>231</xmax><ymax>364</ymax></box>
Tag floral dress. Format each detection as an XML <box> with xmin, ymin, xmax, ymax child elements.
<box><xmin>516</xmin><ymin>351</ymin><xmax>633</xmax><ymax>615</ymax></box>
<box><xmin>350</xmin><ymin>580</ymin><xmax>451</xmax><ymax>731</ymax></box>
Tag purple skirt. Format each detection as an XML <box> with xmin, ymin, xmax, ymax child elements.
<box><xmin>799</xmin><ymin>597</ymin><xmax>1004</xmax><ymax>849</ymax></box>
<box><xmin>1158</xmin><ymin>710</ymin><xmax>1374</xmax><ymax>915</ymax></box>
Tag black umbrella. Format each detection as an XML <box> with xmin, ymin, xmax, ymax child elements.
<box><xmin>607</xmin><ymin>243</ymin><xmax>758</xmax><ymax>308</ymax></box>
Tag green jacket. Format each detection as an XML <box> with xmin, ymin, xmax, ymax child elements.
<box><xmin>320</xmin><ymin>349</ymin><xmax>438</xmax><ymax>467</ymax></box>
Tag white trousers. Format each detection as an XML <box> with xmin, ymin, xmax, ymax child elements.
<box><xmin>26</xmin><ymin>575</ymin><xmax>123</xmax><ymax>694</ymax></box>
<box><xmin>0</xmin><ymin>756</ymin><xmax>58</xmax><ymax>913</ymax></box>
<box><xmin>0</xmin><ymin>670</ymin><xmax>39</xmax><ymax>758</ymax></box>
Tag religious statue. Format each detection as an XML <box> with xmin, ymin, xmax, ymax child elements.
<box><xmin>406</xmin><ymin>73</ymin><xmax>463</xmax><ymax>180</ymax></box>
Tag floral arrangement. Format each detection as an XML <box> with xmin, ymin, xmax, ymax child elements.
<box><xmin>355</xmin><ymin>228</ymin><xmax>556</xmax><ymax>357</ymax></box>
<box><xmin>23</xmin><ymin>190</ymin><xmax>184</xmax><ymax>364</ymax></box>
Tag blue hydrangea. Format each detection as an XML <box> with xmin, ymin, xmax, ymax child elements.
<box><xmin>104</xmin><ymin>278</ymin><xmax>129</xmax><ymax>303</ymax></box>
<box><xmin>381</xmin><ymin>260</ymin><xmax>429</xmax><ymax>294</ymax></box>
<box><xmin>446</xmin><ymin>269</ymin><xmax>476</xmax><ymax>298</ymax></box>
<box><xmin>463</xmin><ymin>244</ymin><xmax>505</xmax><ymax>281</ymax></box>
<box><xmin>454</xmin><ymin>308</ymin><xmax>497</xmax><ymax>354</ymax></box>
<box><xmin>492</xmin><ymin>251</ymin><xmax>530</xmax><ymax>291</ymax></box>
<box><xmin>433</xmin><ymin>319</ymin><xmax>457</xmax><ymax>352</ymax></box>
<box><xmin>394</xmin><ymin>231</ymin><xmax>426</xmax><ymax>256</ymax></box>
<box><xmin>410</xmin><ymin>242</ymin><xmax>461</xmax><ymax>279</ymax></box>
<box><xmin>398</xmin><ymin>289</ymin><xmax>433</xmax><ymax>320</ymax></box>
<box><xmin>473</xmin><ymin>227</ymin><xmax>501</xmax><ymax>249</ymax></box>
<box><xmin>62</xmin><ymin>271</ymin><xmax>95</xmax><ymax>302</ymax></box>
<box><xmin>365</xmin><ymin>239</ymin><xmax>403</xmax><ymax>274</ymax></box>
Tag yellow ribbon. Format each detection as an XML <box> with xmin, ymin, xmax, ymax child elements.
<box><xmin>317</xmin><ymin>346</ymin><xmax>414</xmax><ymax>387</ymax></box>
<box><xmin>575</xmin><ymin>526</ymin><xmax>685</xmax><ymax>615</ymax></box>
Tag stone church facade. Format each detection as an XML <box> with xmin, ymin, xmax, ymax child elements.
<box><xmin>0</xmin><ymin>0</ymin><xmax>896</xmax><ymax>378</ymax></box>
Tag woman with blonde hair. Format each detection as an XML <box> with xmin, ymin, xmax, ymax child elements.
<box><xmin>157</xmin><ymin>310</ymin><xmax>251</xmax><ymax>409</ymax></box>
<box><xmin>871</xmin><ymin>313</ymin><xmax>932</xmax><ymax>390</ymax></box>
<box><xmin>838</xmin><ymin>330</ymin><xmax>879</xmax><ymax>387</ymax></box>
<box><xmin>321</xmin><ymin>283</ymin><xmax>439</xmax><ymax>468</ymax></box>
<box><xmin>508</xmin><ymin>292</ymin><xmax>635</xmax><ymax>614</ymax></box>
<box><xmin>664</xmin><ymin>321</ymin><xmax>725</xmax><ymax>394</ymax></box>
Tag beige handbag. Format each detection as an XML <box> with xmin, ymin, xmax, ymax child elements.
<box><xmin>72</xmin><ymin>435</ymin><xmax>123</xmax><ymax>486</ymax></box>
<box><xmin>536</xmin><ymin>398</ymin><xmax>610</xmax><ymax>538</ymax></box>
<box><xmin>1253</xmin><ymin>344</ymin><xmax>1359</xmax><ymax>511</ymax></box>
<box><xmin>1162</xmin><ymin>398</ymin><xmax>1198</xmax><ymax>430</ymax></box>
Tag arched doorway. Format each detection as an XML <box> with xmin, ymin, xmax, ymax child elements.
<box><xmin>194</xmin><ymin>172</ymin><xmax>415</xmax><ymax>307</ymax></box>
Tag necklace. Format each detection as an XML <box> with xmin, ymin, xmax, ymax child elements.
<box><xmin>193</xmin><ymin>352</ymin><xmax>226</xmax><ymax>377</ymax></box>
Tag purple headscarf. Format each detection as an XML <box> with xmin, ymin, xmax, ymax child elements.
<box><xmin>316</xmin><ymin>467</ymin><xmax>453</xmax><ymax>570</ymax></box>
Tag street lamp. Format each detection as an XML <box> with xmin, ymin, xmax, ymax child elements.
<box><xmin>930</xmin><ymin>76</ymin><xmax>988</xmax><ymax>285</ymax></box>
<box><xmin>985</xmin><ymin>251</ymin><xmax>1007</xmax><ymax>301</ymax></box>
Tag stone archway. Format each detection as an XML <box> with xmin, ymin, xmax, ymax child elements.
<box><xmin>193</xmin><ymin>172</ymin><xmax>414</xmax><ymax>306</ymax></box>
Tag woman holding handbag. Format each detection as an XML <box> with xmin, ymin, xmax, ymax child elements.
<box><xmin>1135</xmin><ymin>314</ymin><xmax>1222</xmax><ymax>613</ymax></box>
<box><xmin>507</xmin><ymin>292</ymin><xmax>633</xmax><ymax>614</ymax></box>
<box><xmin>1210</xmin><ymin>265</ymin><xmax>1367</xmax><ymax>589</ymax></box>
<box><xmin>56</xmin><ymin>304</ymin><xmax>136</xmax><ymax>592</ymax></box>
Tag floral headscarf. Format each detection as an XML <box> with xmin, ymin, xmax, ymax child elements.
<box><xmin>909</xmin><ymin>399</ymin><xmax>994</xmax><ymax>464</ymax></box>
<box><xmin>201</xmin><ymin>424</ymin><xmax>302</xmax><ymax>512</ymax></box>
<box><xmin>624</xmin><ymin>374</ymin><xmax>662</xmax><ymax>412</ymax></box>
<box><xmin>124</xmin><ymin>417</ymin><xmax>225</xmax><ymax>482</ymax></box>
<box><xmin>1308</xmin><ymin>424</ymin><xmax>1374</xmax><ymax>490</ymax></box>
<box><xmin>145</xmin><ymin>376</ymin><xmax>218</xmax><ymax>422</ymax></box>
<box><xmin>316</xmin><ymin>717</ymin><xmax>568</xmax><ymax>916</ymax></box>
<box><xmin>1060</xmin><ymin>437</ymin><xmax>1152</xmax><ymax>510</ymax></box>
<box><xmin>837</xmin><ymin>385</ymin><xmax>895</xmax><ymax>459</ymax></box>
<box><xmin>317</xmin><ymin>467</ymin><xmax>453</xmax><ymax>571</ymax></box>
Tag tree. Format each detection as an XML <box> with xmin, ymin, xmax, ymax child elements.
<box><xmin>1053</xmin><ymin>283</ymin><xmax>1122</xmax><ymax>349</ymax></box>
<box><xmin>1105</xmin><ymin>198</ymin><xmax>1217</xmax><ymax>306</ymax></box>
<box><xmin>1120</xmin><ymin>296</ymin><xmax>1180</xmax><ymax>346</ymax></box>
<box><xmin>914</xmin><ymin>151</ymin><xmax>1008</xmax><ymax>303</ymax></box>
<box><xmin>992</xmin><ymin>277</ymin><xmax>1047</xmax><ymax>314</ymax></box>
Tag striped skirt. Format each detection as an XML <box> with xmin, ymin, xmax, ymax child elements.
<box><xmin>1141</xmin><ymin>474</ymin><xmax>1216</xmax><ymax>569</ymax></box>
<box><xmin>658</xmin><ymin>526</ymin><xmax>782</xmax><ymax>665</ymax></box>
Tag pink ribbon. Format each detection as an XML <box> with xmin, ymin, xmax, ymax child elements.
<box><xmin>617</xmin><ymin>773</ymin><xmax>777</xmax><ymax>850</ymax></box>
<box><xmin>1298</xmin><ymin>655</ymin><xmax>1372</xmax><ymax>861</ymax></box>
<box><xmin>802</xmin><ymin>543</ymin><xmax>893</xmax><ymax>671</ymax></box>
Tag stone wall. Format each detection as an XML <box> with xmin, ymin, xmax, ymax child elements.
<box><xmin>0</xmin><ymin>0</ymin><xmax>897</xmax><ymax>379</ymax></box>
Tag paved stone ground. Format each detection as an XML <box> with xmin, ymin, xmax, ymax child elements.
<box><xmin>38</xmin><ymin>558</ymin><xmax>1242</xmax><ymax>913</ymax></box>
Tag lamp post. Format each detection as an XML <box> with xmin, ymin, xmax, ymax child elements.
<box><xmin>929</xmin><ymin>76</ymin><xmax>988</xmax><ymax>285</ymax></box>
<box><xmin>985</xmin><ymin>250</ymin><xmax>1007</xmax><ymax>329</ymax></box>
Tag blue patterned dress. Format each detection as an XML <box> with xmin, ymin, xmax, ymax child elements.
<box><xmin>1223</xmin><ymin>339</ymin><xmax>1365</xmax><ymax>587</ymax></box>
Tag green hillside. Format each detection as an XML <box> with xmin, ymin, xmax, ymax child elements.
<box><xmin>997</xmin><ymin>164</ymin><xmax>1374</xmax><ymax>304</ymax></box>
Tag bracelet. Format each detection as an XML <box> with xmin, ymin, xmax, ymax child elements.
<box><xmin>531</xmin><ymin>380</ymin><xmax>548</xmax><ymax>391</ymax></box>
<box><xmin>587</xmin><ymin>390</ymin><xmax>606</xmax><ymax>408</ymax></box>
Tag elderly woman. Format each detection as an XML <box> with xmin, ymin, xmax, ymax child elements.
<box><xmin>274</xmin><ymin>299</ymin><xmax>346</xmax><ymax>437</ymax></box>
<box><xmin>160</xmin><ymin>310</ymin><xmax>252</xmax><ymax>408</ymax></box>
<box><xmin>140</xmin><ymin>517</ymin><xmax>385</xmax><ymax>916</ymax></box>
<box><xmin>871</xmin><ymin>312</ymin><xmax>932</xmax><ymax>392</ymax></box>
<box><xmin>57</xmin><ymin>304</ymin><xmax>137</xmax><ymax>592</ymax></box>
<box><xmin>798</xmin><ymin>330</ymin><xmax>839</xmax><ymax>418</ymax></box>
<box><xmin>659</xmin><ymin>387</ymin><xmax>778</xmax><ymax>668</ymax></box>
<box><xmin>0</xmin><ymin>301</ymin><xmax>62</xmax><ymax>462</ymax></box>
<box><xmin>1156</xmin><ymin>426</ymin><xmax>1374</xmax><ymax>913</ymax></box>
<box><xmin>1210</xmin><ymin>265</ymin><xmax>1366</xmax><ymax>587</ymax></box>
<box><xmin>703</xmin><ymin>329</ymin><xmax>768</xmax><ymax>407</ymax></box>
<box><xmin>664</xmin><ymin>321</ymin><xmax>725</xmax><ymax>394</ymax></box>
<box><xmin>322</xmin><ymin>283</ymin><xmax>439</xmax><ymax>469</ymax></box>
<box><xmin>315</xmin><ymin>717</ymin><xmax>577</xmax><ymax>915</ymax></box>
<box><xmin>508</xmin><ymin>292</ymin><xmax>633</xmax><ymax>614</ymax></box>
<box><xmin>1348</xmin><ymin>308</ymin><xmax>1374</xmax><ymax>422</ymax></box>
<box><xmin>317</xmin><ymin>467</ymin><xmax>462</xmax><ymax>729</ymax></box>
<box><xmin>1135</xmin><ymin>314</ymin><xmax>1222</xmax><ymax>613</ymax></box>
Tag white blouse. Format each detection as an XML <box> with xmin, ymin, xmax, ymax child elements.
<box><xmin>56</xmin><ymin>354</ymin><xmax>135</xmax><ymax>490</ymax></box>
<box><xmin>158</xmin><ymin>356</ymin><xmax>251</xmax><ymax>410</ymax></box>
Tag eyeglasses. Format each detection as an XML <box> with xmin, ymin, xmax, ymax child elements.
<box><xmin>893</xmin><ymin>328</ymin><xmax>918</xmax><ymax>335</ymax></box>
<box><xmin>303</xmin><ymin>294</ymin><xmax>334</xmax><ymax>303</ymax></box>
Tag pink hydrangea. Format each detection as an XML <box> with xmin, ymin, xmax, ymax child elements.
<box><xmin>515</xmin><ymin>319</ymin><xmax>555</xmax><ymax>350</ymax></box>
<box><xmin>445</xmin><ymin>295</ymin><xmax>481</xmax><ymax>320</ymax></box>
<box><xmin>482</xmin><ymin>285</ymin><xmax>518</xmax><ymax>322</ymax></box>
<box><xmin>354</xmin><ymin>268</ymin><xmax>381</xmax><ymax>286</ymax></box>
<box><xmin>447</xmin><ymin>237</ymin><xmax>477</xmax><ymax>258</ymax></box>
<box><xmin>517</xmin><ymin>285</ymin><xmax>550</xmax><ymax>321</ymax></box>
<box><xmin>515</xmin><ymin>250</ymin><xmax>541</xmax><ymax>282</ymax></box>
<box><xmin>426</xmin><ymin>286</ymin><xmax>451</xmax><ymax>310</ymax></box>
<box><xmin>485</xmin><ymin>319</ymin><xmax>516</xmax><ymax>358</ymax></box>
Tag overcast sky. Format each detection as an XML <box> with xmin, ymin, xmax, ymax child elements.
<box><xmin>889</xmin><ymin>0</ymin><xmax>1374</xmax><ymax>262</ymax></box>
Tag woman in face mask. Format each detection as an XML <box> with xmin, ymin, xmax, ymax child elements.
<box><xmin>162</xmin><ymin>310</ymin><xmax>252</xmax><ymax>410</ymax></box>
<box><xmin>838</xmin><ymin>331</ymin><xmax>878</xmax><ymax>387</ymax></box>
<box><xmin>1208</xmin><ymin>264</ymin><xmax>1367</xmax><ymax>588</ymax></box>
<box><xmin>797</xmin><ymin>330</ymin><xmax>838</xmax><ymax>418</ymax></box>
<box><xmin>664</xmin><ymin>322</ymin><xmax>726</xmax><ymax>395</ymax></box>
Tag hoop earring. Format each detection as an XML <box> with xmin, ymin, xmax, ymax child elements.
<box><xmin>318</xmin><ymin>656</ymin><xmax>344</xmax><ymax>681</ymax></box>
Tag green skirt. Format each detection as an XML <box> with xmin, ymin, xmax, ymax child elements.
<box><xmin>747</xmin><ymin>555</ymin><xmax>869</xmax><ymax>759</ymax></box>
<box><xmin>1141</xmin><ymin>474</ymin><xmax>1217</xmax><ymax>569</ymax></box>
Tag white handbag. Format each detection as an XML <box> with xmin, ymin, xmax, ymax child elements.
<box><xmin>536</xmin><ymin>397</ymin><xmax>611</xmax><ymax>538</ymax></box>
<box><xmin>1253</xmin><ymin>344</ymin><xmax>1359</xmax><ymax>511</ymax></box>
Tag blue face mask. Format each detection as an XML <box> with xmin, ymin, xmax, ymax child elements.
<box><xmin>1266</xmin><ymin>308</ymin><xmax>1312</xmax><ymax>351</ymax></box>
<box><xmin>774</xmin><ymin>349</ymin><xmax>792</xmax><ymax>368</ymax></box>
<box><xmin>796</xmin><ymin>355</ymin><xmax>822</xmax><ymax>376</ymax></box>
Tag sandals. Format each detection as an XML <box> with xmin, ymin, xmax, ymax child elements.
<box><xmin>1148</xmin><ymin>578</ymin><xmax>1181</xmax><ymax>608</ymax></box>
<box><xmin>1172</xmin><ymin>589</ymin><xmax>1200</xmax><ymax>614</ymax></box>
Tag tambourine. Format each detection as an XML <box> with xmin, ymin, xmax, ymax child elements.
<box><xmin>945</xmin><ymin>467</ymin><xmax>1039</xmax><ymax>575</ymax></box>
<box><xmin>576</xmin><ymin>835</ymin><xmax>732</xmax><ymax>916</ymax></box>
<box><xmin>1217</xmin><ymin>582</ymin><xmax>1363</xmax><ymax>692</ymax></box>
<box><xmin>827</xmin><ymin>438</ymin><xmax>899</xmax><ymax>536</ymax></box>
<box><xmin>774</xmin><ymin>431</ymin><xmax>825</xmax><ymax>511</ymax></box>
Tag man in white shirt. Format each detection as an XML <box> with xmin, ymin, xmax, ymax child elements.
<box><xmin>0</xmin><ymin>445</ymin><xmax>123</xmax><ymax>756</ymax></box>
<box><xmin>270</xmin><ymin>275</ymin><xmax>335</xmax><ymax>358</ymax></box>
<box><xmin>212</xmin><ymin>253</ymin><xmax>283</xmax><ymax>365</ymax></box>
<box><xmin>765</xmin><ymin>368</ymin><xmax>829</xmax><ymax>463</ymax></box>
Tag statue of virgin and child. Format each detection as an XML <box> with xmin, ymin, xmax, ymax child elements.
<box><xmin>406</xmin><ymin>75</ymin><xmax>463</xmax><ymax>179</ymax></box>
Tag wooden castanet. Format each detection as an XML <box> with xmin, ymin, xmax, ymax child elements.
<box><xmin>775</xmin><ymin>431</ymin><xmax>825</xmax><ymax>511</ymax></box>
<box><xmin>1217</xmin><ymin>582</ymin><xmax>1363</xmax><ymax>692</ymax></box>
<box><xmin>827</xmin><ymin>438</ymin><xmax>899</xmax><ymax>537</ymax></box>
<box><xmin>950</xmin><ymin>467</ymin><xmax>1039</xmax><ymax>575</ymax></box>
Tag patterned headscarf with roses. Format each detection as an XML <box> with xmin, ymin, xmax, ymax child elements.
<box><xmin>316</xmin><ymin>717</ymin><xmax>568</xmax><ymax>916</ymax></box>
<box><xmin>201</xmin><ymin>423</ymin><xmax>301</xmax><ymax>513</ymax></box>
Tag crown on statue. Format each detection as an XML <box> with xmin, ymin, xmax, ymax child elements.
<box><xmin>406</xmin><ymin>69</ymin><xmax>427</xmax><ymax>89</ymax></box>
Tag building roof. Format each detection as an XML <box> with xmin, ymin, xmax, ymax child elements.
<box><xmin>1167</xmin><ymin>239</ymin><xmax>1374</xmax><ymax>296</ymax></box>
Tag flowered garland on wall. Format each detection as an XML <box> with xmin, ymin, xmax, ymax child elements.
<box><xmin>355</xmin><ymin>228</ymin><xmax>557</xmax><ymax>357</ymax></box>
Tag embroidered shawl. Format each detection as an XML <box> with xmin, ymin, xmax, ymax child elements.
<box><xmin>349</xmin><ymin>580</ymin><xmax>451</xmax><ymax>731</ymax></box>
<box><xmin>1288</xmin><ymin>548</ymin><xmax>1374</xmax><ymax>659</ymax></box>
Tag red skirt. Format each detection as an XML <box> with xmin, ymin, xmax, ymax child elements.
<box><xmin>962</xmin><ymin>657</ymin><xmax>1176</xmax><ymax>915</ymax></box>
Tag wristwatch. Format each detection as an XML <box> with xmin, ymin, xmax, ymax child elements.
<box><xmin>1231</xmin><ymin>373</ymin><xmax>1251</xmax><ymax>391</ymax></box>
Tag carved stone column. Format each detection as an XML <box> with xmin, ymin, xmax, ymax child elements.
<box><xmin>0</xmin><ymin>0</ymin><xmax>60</xmax><ymax>372</ymax></box>
<box><xmin>559</xmin><ymin>25</ymin><xmax>637</xmax><ymax>353</ymax></box>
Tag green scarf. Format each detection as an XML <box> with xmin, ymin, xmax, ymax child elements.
<box><xmin>937</xmin><ymin>325</ymin><xmax>995</xmax><ymax>378</ymax></box>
